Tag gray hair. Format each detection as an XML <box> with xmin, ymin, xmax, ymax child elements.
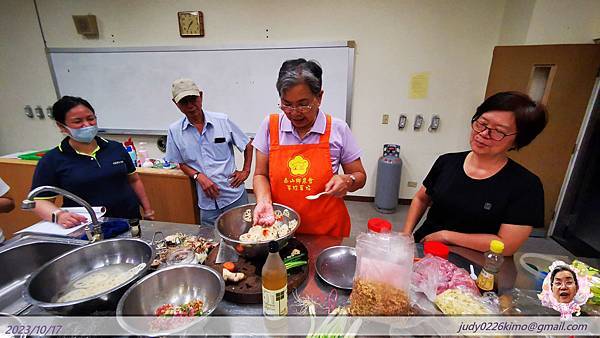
<box><xmin>276</xmin><ymin>59</ymin><xmax>323</xmax><ymax>96</ymax></box>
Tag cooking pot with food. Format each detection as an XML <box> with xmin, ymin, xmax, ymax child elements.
<box><xmin>215</xmin><ymin>203</ymin><xmax>300</xmax><ymax>259</ymax></box>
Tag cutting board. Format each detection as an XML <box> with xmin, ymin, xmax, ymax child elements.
<box><xmin>206</xmin><ymin>238</ymin><xmax>308</xmax><ymax>304</ymax></box>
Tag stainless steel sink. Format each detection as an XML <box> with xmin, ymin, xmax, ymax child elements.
<box><xmin>0</xmin><ymin>235</ymin><xmax>85</xmax><ymax>314</ymax></box>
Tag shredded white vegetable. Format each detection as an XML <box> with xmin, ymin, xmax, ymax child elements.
<box><xmin>434</xmin><ymin>289</ymin><xmax>494</xmax><ymax>315</ymax></box>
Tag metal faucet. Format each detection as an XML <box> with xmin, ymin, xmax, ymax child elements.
<box><xmin>22</xmin><ymin>186</ymin><xmax>103</xmax><ymax>242</ymax></box>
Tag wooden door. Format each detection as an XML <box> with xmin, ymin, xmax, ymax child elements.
<box><xmin>485</xmin><ymin>45</ymin><xmax>600</xmax><ymax>230</ymax></box>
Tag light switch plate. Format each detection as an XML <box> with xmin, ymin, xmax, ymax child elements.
<box><xmin>24</xmin><ymin>105</ymin><xmax>34</xmax><ymax>118</ymax></box>
<box><xmin>398</xmin><ymin>114</ymin><xmax>407</xmax><ymax>129</ymax></box>
<box><xmin>429</xmin><ymin>114</ymin><xmax>440</xmax><ymax>131</ymax></box>
<box><xmin>414</xmin><ymin>114</ymin><xmax>424</xmax><ymax>130</ymax></box>
<box><xmin>35</xmin><ymin>106</ymin><xmax>45</xmax><ymax>119</ymax></box>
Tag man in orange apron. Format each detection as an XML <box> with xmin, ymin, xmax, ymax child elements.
<box><xmin>251</xmin><ymin>59</ymin><xmax>366</xmax><ymax>237</ymax></box>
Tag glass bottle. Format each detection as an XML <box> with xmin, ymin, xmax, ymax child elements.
<box><xmin>476</xmin><ymin>239</ymin><xmax>504</xmax><ymax>293</ymax></box>
<box><xmin>262</xmin><ymin>241</ymin><xmax>288</xmax><ymax>317</ymax></box>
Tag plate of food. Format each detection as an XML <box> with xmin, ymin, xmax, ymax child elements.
<box><xmin>151</xmin><ymin>232</ymin><xmax>216</xmax><ymax>269</ymax></box>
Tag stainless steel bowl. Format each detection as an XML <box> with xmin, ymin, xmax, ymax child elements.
<box><xmin>315</xmin><ymin>246</ymin><xmax>356</xmax><ymax>289</ymax></box>
<box><xmin>116</xmin><ymin>264</ymin><xmax>224</xmax><ymax>335</ymax></box>
<box><xmin>215</xmin><ymin>203</ymin><xmax>300</xmax><ymax>259</ymax></box>
<box><xmin>24</xmin><ymin>238</ymin><xmax>153</xmax><ymax>315</ymax></box>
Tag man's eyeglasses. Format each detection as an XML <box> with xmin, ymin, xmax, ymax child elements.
<box><xmin>472</xmin><ymin>119</ymin><xmax>517</xmax><ymax>141</ymax></box>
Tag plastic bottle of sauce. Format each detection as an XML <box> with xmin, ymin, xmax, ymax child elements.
<box><xmin>476</xmin><ymin>239</ymin><xmax>504</xmax><ymax>294</ymax></box>
<box><xmin>262</xmin><ymin>241</ymin><xmax>287</xmax><ymax>317</ymax></box>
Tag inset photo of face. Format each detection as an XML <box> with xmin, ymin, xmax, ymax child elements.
<box><xmin>537</xmin><ymin>261</ymin><xmax>592</xmax><ymax>320</ymax></box>
<box><xmin>550</xmin><ymin>266</ymin><xmax>578</xmax><ymax>304</ymax></box>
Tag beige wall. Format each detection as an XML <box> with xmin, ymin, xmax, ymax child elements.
<box><xmin>1</xmin><ymin>0</ymin><xmax>597</xmax><ymax>199</ymax></box>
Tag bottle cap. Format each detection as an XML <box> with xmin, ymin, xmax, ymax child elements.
<box><xmin>367</xmin><ymin>218</ymin><xmax>392</xmax><ymax>233</ymax></box>
<box><xmin>490</xmin><ymin>240</ymin><xmax>504</xmax><ymax>254</ymax></box>
<box><xmin>268</xmin><ymin>240</ymin><xmax>279</xmax><ymax>253</ymax></box>
<box><xmin>423</xmin><ymin>241</ymin><xmax>449</xmax><ymax>259</ymax></box>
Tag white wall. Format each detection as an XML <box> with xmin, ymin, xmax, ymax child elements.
<box><xmin>498</xmin><ymin>0</ymin><xmax>536</xmax><ymax>45</ymax></box>
<box><xmin>499</xmin><ymin>0</ymin><xmax>600</xmax><ymax>45</ymax></box>
<box><xmin>0</xmin><ymin>0</ymin><xmax>63</xmax><ymax>154</ymax></box>
<box><xmin>1</xmin><ymin>0</ymin><xmax>509</xmax><ymax>198</ymax></box>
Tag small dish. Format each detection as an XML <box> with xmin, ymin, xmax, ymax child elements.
<box><xmin>315</xmin><ymin>246</ymin><xmax>356</xmax><ymax>290</ymax></box>
<box><xmin>166</xmin><ymin>248</ymin><xmax>196</xmax><ymax>266</ymax></box>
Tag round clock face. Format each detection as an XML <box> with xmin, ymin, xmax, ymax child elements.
<box><xmin>178</xmin><ymin>12</ymin><xmax>202</xmax><ymax>36</ymax></box>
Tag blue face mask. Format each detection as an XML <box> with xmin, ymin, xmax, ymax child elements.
<box><xmin>64</xmin><ymin>124</ymin><xmax>98</xmax><ymax>143</ymax></box>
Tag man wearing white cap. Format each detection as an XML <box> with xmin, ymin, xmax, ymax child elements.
<box><xmin>166</xmin><ymin>78</ymin><xmax>253</xmax><ymax>226</ymax></box>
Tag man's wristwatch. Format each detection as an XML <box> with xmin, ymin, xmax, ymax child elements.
<box><xmin>192</xmin><ymin>172</ymin><xmax>201</xmax><ymax>180</ymax></box>
<box><xmin>51</xmin><ymin>209</ymin><xmax>65</xmax><ymax>223</ymax></box>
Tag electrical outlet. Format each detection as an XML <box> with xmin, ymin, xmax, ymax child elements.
<box><xmin>382</xmin><ymin>114</ymin><xmax>389</xmax><ymax>124</ymax></box>
<box><xmin>407</xmin><ymin>181</ymin><xmax>417</xmax><ymax>187</ymax></box>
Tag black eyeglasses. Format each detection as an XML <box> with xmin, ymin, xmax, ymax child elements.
<box><xmin>472</xmin><ymin>119</ymin><xmax>517</xmax><ymax>141</ymax></box>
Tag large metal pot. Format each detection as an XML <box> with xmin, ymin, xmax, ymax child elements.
<box><xmin>116</xmin><ymin>264</ymin><xmax>224</xmax><ymax>335</ymax></box>
<box><xmin>24</xmin><ymin>238</ymin><xmax>153</xmax><ymax>315</ymax></box>
<box><xmin>215</xmin><ymin>203</ymin><xmax>300</xmax><ymax>259</ymax></box>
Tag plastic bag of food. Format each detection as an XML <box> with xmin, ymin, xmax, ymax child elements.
<box><xmin>411</xmin><ymin>254</ymin><xmax>479</xmax><ymax>301</ymax></box>
<box><xmin>435</xmin><ymin>288</ymin><xmax>498</xmax><ymax>315</ymax></box>
<box><xmin>349</xmin><ymin>231</ymin><xmax>414</xmax><ymax>315</ymax></box>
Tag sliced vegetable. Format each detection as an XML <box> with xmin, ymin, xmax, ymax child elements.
<box><xmin>223</xmin><ymin>261</ymin><xmax>236</xmax><ymax>272</ymax></box>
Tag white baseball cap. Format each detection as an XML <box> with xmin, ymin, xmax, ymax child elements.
<box><xmin>171</xmin><ymin>78</ymin><xmax>201</xmax><ymax>103</ymax></box>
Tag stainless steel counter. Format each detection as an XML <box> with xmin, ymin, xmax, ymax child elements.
<box><xmin>136</xmin><ymin>221</ymin><xmax>499</xmax><ymax>315</ymax></box>
<box><xmin>4</xmin><ymin>220</ymin><xmax>596</xmax><ymax>317</ymax></box>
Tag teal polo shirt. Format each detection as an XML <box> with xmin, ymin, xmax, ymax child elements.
<box><xmin>31</xmin><ymin>137</ymin><xmax>141</xmax><ymax>219</ymax></box>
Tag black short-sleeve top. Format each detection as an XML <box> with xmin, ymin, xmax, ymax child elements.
<box><xmin>413</xmin><ymin>151</ymin><xmax>544</xmax><ymax>242</ymax></box>
<box><xmin>31</xmin><ymin>137</ymin><xmax>141</xmax><ymax>219</ymax></box>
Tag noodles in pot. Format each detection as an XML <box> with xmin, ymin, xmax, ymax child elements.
<box><xmin>55</xmin><ymin>263</ymin><xmax>146</xmax><ymax>303</ymax></box>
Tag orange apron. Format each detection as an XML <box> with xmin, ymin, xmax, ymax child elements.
<box><xmin>268</xmin><ymin>114</ymin><xmax>351</xmax><ymax>237</ymax></box>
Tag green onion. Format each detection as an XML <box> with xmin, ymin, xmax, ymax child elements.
<box><xmin>285</xmin><ymin>260</ymin><xmax>307</xmax><ymax>270</ymax></box>
<box><xmin>284</xmin><ymin>253</ymin><xmax>306</xmax><ymax>264</ymax></box>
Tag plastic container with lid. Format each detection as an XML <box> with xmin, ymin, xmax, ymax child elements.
<box><xmin>137</xmin><ymin>142</ymin><xmax>149</xmax><ymax>167</ymax></box>
<box><xmin>423</xmin><ymin>241</ymin><xmax>449</xmax><ymax>259</ymax></box>
<box><xmin>367</xmin><ymin>218</ymin><xmax>392</xmax><ymax>233</ymax></box>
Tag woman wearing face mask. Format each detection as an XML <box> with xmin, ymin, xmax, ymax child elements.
<box><xmin>252</xmin><ymin>59</ymin><xmax>367</xmax><ymax>237</ymax></box>
<box><xmin>402</xmin><ymin>92</ymin><xmax>547</xmax><ymax>255</ymax></box>
<box><xmin>30</xmin><ymin>96</ymin><xmax>155</xmax><ymax>228</ymax></box>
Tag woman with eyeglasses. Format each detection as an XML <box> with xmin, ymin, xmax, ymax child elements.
<box><xmin>30</xmin><ymin>96</ymin><xmax>155</xmax><ymax>228</ymax></box>
<box><xmin>402</xmin><ymin>92</ymin><xmax>547</xmax><ymax>255</ymax></box>
<box><xmin>251</xmin><ymin>59</ymin><xmax>366</xmax><ymax>237</ymax></box>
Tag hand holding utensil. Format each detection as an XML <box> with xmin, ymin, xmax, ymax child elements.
<box><xmin>305</xmin><ymin>191</ymin><xmax>329</xmax><ymax>200</ymax></box>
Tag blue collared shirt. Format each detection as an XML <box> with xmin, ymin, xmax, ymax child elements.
<box><xmin>165</xmin><ymin>111</ymin><xmax>249</xmax><ymax>210</ymax></box>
